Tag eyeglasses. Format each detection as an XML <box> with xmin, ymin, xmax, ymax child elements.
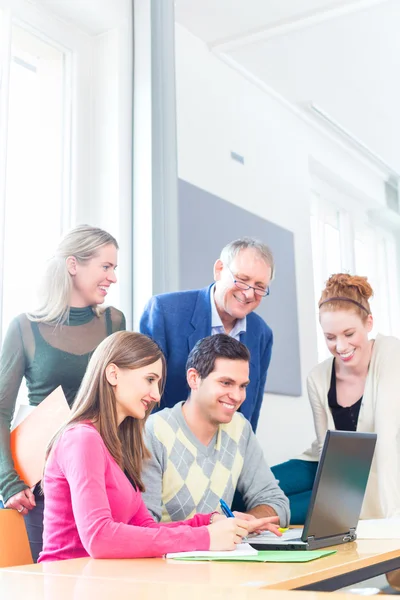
<box><xmin>226</xmin><ymin>265</ymin><xmax>270</xmax><ymax>297</ymax></box>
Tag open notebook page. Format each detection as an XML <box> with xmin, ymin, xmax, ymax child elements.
<box><xmin>166</xmin><ymin>542</ymin><xmax>258</xmax><ymax>559</ymax></box>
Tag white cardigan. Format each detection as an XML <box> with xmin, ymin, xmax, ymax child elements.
<box><xmin>304</xmin><ymin>334</ymin><xmax>400</xmax><ymax>519</ymax></box>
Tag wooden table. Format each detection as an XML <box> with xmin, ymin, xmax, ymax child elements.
<box><xmin>0</xmin><ymin>570</ymin><xmax>378</xmax><ymax>600</ymax></box>
<box><xmin>3</xmin><ymin>538</ymin><xmax>400</xmax><ymax>592</ymax></box>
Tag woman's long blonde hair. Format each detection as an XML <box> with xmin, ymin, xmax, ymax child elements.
<box><xmin>28</xmin><ymin>224</ymin><xmax>118</xmax><ymax>324</ymax></box>
<box><xmin>46</xmin><ymin>331</ymin><xmax>166</xmax><ymax>491</ymax></box>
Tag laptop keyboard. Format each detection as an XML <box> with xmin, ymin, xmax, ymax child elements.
<box><xmin>249</xmin><ymin>528</ymin><xmax>304</xmax><ymax>543</ymax></box>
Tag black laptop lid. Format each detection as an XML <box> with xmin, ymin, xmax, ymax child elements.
<box><xmin>302</xmin><ymin>430</ymin><xmax>377</xmax><ymax>542</ymax></box>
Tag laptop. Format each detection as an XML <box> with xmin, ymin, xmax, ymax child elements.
<box><xmin>249</xmin><ymin>430</ymin><xmax>377</xmax><ymax>551</ymax></box>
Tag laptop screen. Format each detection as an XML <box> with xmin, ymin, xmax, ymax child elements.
<box><xmin>302</xmin><ymin>430</ymin><xmax>377</xmax><ymax>542</ymax></box>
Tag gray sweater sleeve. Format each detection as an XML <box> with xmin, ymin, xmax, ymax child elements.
<box><xmin>237</xmin><ymin>420</ymin><xmax>290</xmax><ymax>527</ymax></box>
<box><xmin>141</xmin><ymin>418</ymin><xmax>165</xmax><ymax>522</ymax></box>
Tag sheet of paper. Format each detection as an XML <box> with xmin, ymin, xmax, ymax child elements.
<box><xmin>11</xmin><ymin>404</ymin><xmax>35</xmax><ymax>431</ymax></box>
<box><xmin>9</xmin><ymin>386</ymin><xmax>70</xmax><ymax>487</ymax></box>
<box><xmin>166</xmin><ymin>542</ymin><xmax>258</xmax><ymax>559</ymax></box>
<box><xmin>168</xmin><ymin>550</ymin><xmax>337</xmax><ymax>562</ymax></box>
<box><xmin>357</xmin><ymin>518</ymin><xmax>400</xmax><ymax>539</ymax></box>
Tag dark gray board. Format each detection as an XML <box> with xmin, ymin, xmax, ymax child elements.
<box><xmin>178</xmin><ymin>179</ymin><xmax>302</xmax><ymax>396</ymax></box>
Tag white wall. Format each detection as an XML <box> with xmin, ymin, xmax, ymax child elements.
<box><xmin>175</xmin><ymin>24</ymin><xmax>386</xmax><ymax>465</ymax></box>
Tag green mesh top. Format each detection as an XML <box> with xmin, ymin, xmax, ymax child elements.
<box><xmin>0</xmin><ymin>306</ymin><xmax>126</xmax><ymax>502</ymax></box>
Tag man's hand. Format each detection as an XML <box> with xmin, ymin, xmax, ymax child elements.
<box><xmin>233</xmin><ymin>511</ymin><xmax>281</xmax><ymax>536</ymax></box>
<box><xmin>211</xmin><ymin>511</ymin><xmax>281</xmax><ymax>536</ymax></box>
<box><xmin>232</xmin><ymin>511</ymin><xmax>256</xmax><ymax>521</ymax></box>
<box><xmin>247</xmin><ymin>504</ymin><xmax>278</xmax><ymax>519</ymax></box>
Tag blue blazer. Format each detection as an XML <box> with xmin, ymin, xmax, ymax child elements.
<box><xmin>140</xmin><ymin>285</ymin><xmax>273</xmax><ymax>432</ymax></box>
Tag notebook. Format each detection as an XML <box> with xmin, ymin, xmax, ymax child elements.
<box><xmin>166</xmin><ymin>542</ymin><xmax>258</xmax><ymax>559</ymax></box>
<box><xmin>167</xmin><ymin>549</ymin><xmax>336</xmax><ymax>562</ymax></box>
<box><xmin>249</xmin><ymin>430</ymin><xmax>377</xmax><ymax>551</ymax></box>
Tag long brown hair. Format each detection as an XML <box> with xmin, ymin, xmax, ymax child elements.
<box><xmin>319</xmin><ymin>273</ymin><xmax>374</xmax><ymax>322</ymax></box>
<box><xmin>46</xmin><ymin>331</ymin><xmax>166</xmax><ymax>491</ymax></box>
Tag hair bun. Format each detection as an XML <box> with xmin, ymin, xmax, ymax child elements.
<box><xmin>325</xmin><ymin>273</ymin><xmax>373</xmax><ymax>301</ymax></box>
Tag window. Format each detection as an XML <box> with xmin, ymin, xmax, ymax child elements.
<box><xmin>310</xmin><ymin>179</ymin><xmax>399</xmax><ymax>362</ymax></box>
<box><xmin>310</xmin><ymin>191</ymin><xmax>345</xmax><ymax>361</ymax></box>
<box><xmin>354</xmin><ymin>225</ymin><xmax>399</xmax><ymax>337</ymax></box>
<box><xmin>0</xmin><ymin>23</ymin><xmax>70</xmax><ymax>342</ymax></box>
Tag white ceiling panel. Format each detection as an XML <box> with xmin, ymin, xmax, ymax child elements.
<box><xmin>226</xmin><ymin>0</ymin><xmax>400</xmax><ymax>171</ymax></box>
<box><xmin>175</xmin><ymin>0</ymin><xmax>383</xmax><ymax>45</ymax></box>
<box><xmin>29</xmin><ymin>0</ymin><xmax>400</xmax><ymax>174</ymax></box>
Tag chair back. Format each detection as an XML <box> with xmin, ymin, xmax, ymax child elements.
<box><xmin>0</xmin><ymin>509</ymin><xmax>33</xmax><ymax>567</ymax></box>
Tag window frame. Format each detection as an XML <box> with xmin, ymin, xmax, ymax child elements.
<box><xmin>310</xmin><ymin>174</ymin><xmax>400</xmax><ymax>361</ymax></box>
<box><xmin>0</xmin><ymin>0</ymin><xmax>92</xmax><ymax>343</ymax></box>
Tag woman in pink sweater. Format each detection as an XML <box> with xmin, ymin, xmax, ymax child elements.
<box><xmin>39</xmin><ymin>331</ymin><xmax>276</xmax><ymax>561</ymax></box>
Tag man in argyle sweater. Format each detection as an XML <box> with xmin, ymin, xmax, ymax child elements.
<box><xmin>142</xmin><ymin>334</ymin><xmax>289</xmax><ymax>525</ymax></box>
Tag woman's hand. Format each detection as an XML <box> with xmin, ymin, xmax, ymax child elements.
<box><xmin>5</xmin><ymin>488</ymin><xmax>36</xmax><ymax>515</ymax></box>
<box><xmin>210</xmin><ymin>512</ymin><xmax>226</xmax><ymax>523</ymax></box>
<box><xmin>207</xmin><ymin>517</ymin><xmax>250</xmax><ymax>551</ymax></box>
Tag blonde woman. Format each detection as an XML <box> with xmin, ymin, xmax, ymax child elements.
<box><xmin>39</xmin><ymin>331</ymin><xmax>274</xmax><ymax>561</ymax></box>
<box><xmin>0</xmin><ymin>225</ymin><xmax>125</xmax><ymax>561</ymax></box>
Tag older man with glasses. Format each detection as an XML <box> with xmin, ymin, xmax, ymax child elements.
<box><xmin>140</xmin><ymin>237</ymin><xmax>273</xmax><ymax>432</ymax></box>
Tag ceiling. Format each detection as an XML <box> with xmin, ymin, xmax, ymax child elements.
<box><xmin>175</xmin><ymin>0</ymin><xmax>376</xmax><ymax>45</ymax></box>
<box><xmin>30</xmin><ymin>0</ymin><xmax>400</xmax><ymax>174</ymax></box>
<box><xmin>175</xmin><ymin>0</ymin><xmax>400</xmax><ymax>174</ymax></box>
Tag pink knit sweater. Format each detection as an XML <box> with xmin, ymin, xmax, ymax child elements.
<box><xmin>39</xmin><ymin>423</ymin><xmax>211</xmax><ymax>561</ymax></box>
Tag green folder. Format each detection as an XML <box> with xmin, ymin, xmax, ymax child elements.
<box><xmin>169</xmin><ymin>550</ymin><xmax>336</xmax><ymax>562</ymax></box>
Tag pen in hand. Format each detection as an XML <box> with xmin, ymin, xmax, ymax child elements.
<box><xmin>219</xmin><ymin>498</ymin><xmax>248</xmax><ymax>542</ymax></box>
<box><xmin>219</xmin><ymin>499</ymin><xmax>282</xmax><ymax>539</ymax></box>
<box><xmin>219</xmin><ymin>498</ymin><xmax>235</xmax><ymax>518</ymax></box>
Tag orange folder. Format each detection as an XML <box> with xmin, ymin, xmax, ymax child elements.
<box><xmin>9</xmin><ymin>386</ymin><xmax>71</xmax><ymax>487</ymax></box>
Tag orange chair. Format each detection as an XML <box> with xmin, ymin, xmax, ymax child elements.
<box><xmin>0</xmin><ymin>508</ymin><xmax>33</xmax><ymax>567</ymax></box>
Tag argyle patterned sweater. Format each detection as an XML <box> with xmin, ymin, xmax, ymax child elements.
<box><xmin>142</xmin><ymin>402</ymin><xmax>290</xmax><ymax>526</ymax></box>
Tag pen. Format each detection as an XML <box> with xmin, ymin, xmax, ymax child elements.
<box><xmin>219</xmin><ymin>498</ymin><xmax>235</xmax><ymax>518</ymax></box>
<box><xmin>219</xmin><ymin>498</ymin><xmax>249</xmax><ymax>542</ymax></box>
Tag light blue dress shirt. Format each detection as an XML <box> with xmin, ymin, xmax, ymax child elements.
<box><xmin>210</xmin><ymin>285</ymin><xmax>246</xmax><ymax>341</ymax></box>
